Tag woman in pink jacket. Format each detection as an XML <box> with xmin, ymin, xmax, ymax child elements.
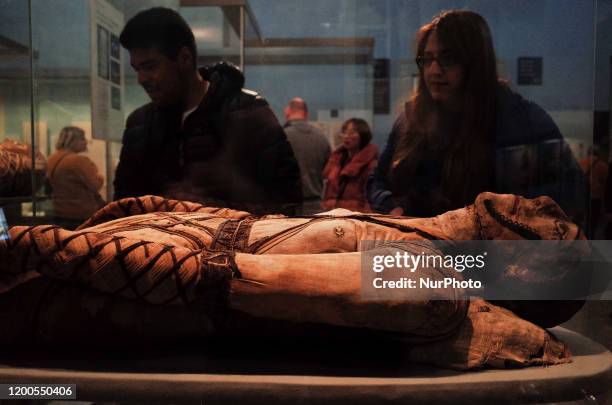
<box><xmin>322</xmin><ymin>118</ymin><xmax>379</xmax><ymax>212</ymax></box>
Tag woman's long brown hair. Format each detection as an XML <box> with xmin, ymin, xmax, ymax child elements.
<box><xmin>391</xmin><ymin>10</ymin><xmax>501</xmax><ymax>206</ymax></box>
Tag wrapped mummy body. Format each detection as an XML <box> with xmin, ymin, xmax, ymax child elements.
<box><xmin>0</xmin><ymin>192</ymin><xmax>585</xmax><ymax>369</ymax></box>
<box><xmin>0</xmin><ymin>200</ymin><xmax>466</xmax><ymax>339</ymax></box>
<box><xmin>0</xmin><ymin>139</ymin><xmax>46</xmax><ymax>197</ymax></box>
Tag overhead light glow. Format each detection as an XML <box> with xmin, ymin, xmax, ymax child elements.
<box><xmin>192</xmin><ymin>28</ymin><xmax>219</xmax><ymax>40</ymax></box>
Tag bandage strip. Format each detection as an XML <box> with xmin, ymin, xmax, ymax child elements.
<box><xmin>78</xmin><ymin>195</ymin><xmax>252</xmax><ymax>229</ymax></box>
<box><xmin>0</xmin><ymin>225</ymin><xmax>237</xmax><ymax>313</ymax></box>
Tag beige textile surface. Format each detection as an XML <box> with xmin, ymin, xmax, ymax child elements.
<box><xmin>0</xmin><ymin>193</ymin><xmax>583</xmax><ymax>370</ymax></box>
<box><xmin>407</xmin><ymin>298</ymin><xmax>571</xmax><ymax>369</ymax></box>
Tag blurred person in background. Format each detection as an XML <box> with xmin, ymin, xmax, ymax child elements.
<box><xmin>283</xmin><ymin>97</ymin><xmax>330</xmax><ymax>215</ymax></box>
<box><xmin>47</xmin><ymin>126</ymin><xmax>104</xmax><ymax>229</ymax></box>
<box><xmin>322</xmin><ymin>118</ymin><xmax>378</xmax><ymax>212</ymax></box>
<box><xmin>579</xmin><ymin>145</ymin><xmax>608</xmax><ymax>238</ymax></box>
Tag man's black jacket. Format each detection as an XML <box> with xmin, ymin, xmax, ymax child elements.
<box><xmin>114</xmin><ymin>62</ymin><xmax>302</xmax><ymax>215</ymax></box>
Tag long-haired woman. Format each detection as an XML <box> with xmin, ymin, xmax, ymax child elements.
<box><xmin>368</xmin><ymin>10</ymin><xmax>585</xmax><ymax>219</ymax></box>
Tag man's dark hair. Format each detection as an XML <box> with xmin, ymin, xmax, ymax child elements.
<box><xmin>120</xmin><ymin>7</ymin><xmax>197</xmax><ymax>65</ymax></box>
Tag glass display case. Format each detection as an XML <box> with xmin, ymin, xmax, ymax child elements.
<box><xmin>2</xmin><ymin>0</ymin><xmax>608</xmax><ymax>231</ymax></box>
<box><xmin>0</xmin><ymin>0</ymin><xmax>261</xmax><ymax>226</ymax></box>
<box><xmin>0</xmin><ymin>2</ymin><xmax>611</xmax><ymax>403</ymax></box>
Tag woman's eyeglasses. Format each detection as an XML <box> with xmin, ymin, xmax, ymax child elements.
<box><xmin>341</xmin><ymin>129</ymin><xmax>359</xmax><ymax>138</ymax></box>
<box><xmin>415</xmin><ymin>54</ymin><xmax>461</xmax><ymax>69</ymax></box>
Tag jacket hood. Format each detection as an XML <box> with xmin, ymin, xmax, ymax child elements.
<box><xmin>326</xmin><ymin>143</ymin><xmax>378</xmax><ymax>182</ymax></box>
<box><xmin>199</xmin><ymin>61</ymin><xmax>254</xmax><ymax>113</ymax></box>
<box><xmin>201</xmin><ymin>62</ymin><xmax>244</xmax><ymax>94</ymax></box>
<box><xmin>339</xmin><ymin>143</ymin><xmax>379</xmax><ymax>178</ymax></box>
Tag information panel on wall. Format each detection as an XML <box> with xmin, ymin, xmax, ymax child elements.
<box><xmin>517</xmin><ymin>57</ymin><xmax>543</xmax><ymax>86</ymax></box>
<box><xmin>373</xmin><ymin>58</ymin><xmax>390</xmax><ymax>114</ymax></box>
<box><xmin>90</xmin><ymin>0</ymin><xmax>124</xmax><ymax>141</ymax></box>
